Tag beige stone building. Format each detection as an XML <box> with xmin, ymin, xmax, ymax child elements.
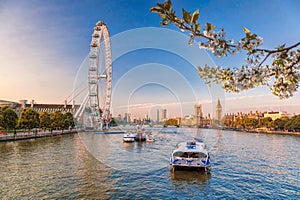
<box><xmin>0</xmin><ymin>99</ymin><xmax>79</xmax><ymax>115</ymax></box>
<box><xmin>180</xmin><ymin>103</ymin><xmax>211</xmax><ymax>127</ymax></box>
<box><xmin>263</xmin><ymin>111</ymin><xmax>290</xmax><ymax>120</ymax></box>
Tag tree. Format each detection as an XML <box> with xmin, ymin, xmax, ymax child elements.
<box><xmin>0</xmin><ymin>108</ymin><xmax>4</xmax><ymax>129</ymax></box>
<box><xmin>260</xmin><ymin>117</ymin><xmax>273</xmax><ymax>128</ymax></box>
<box><xmin>243</xmin><ymin>118</ymin><xmax>259</xmax><ymax>129</ymax></box>
<box><xmin>62</xmin><ymin>112</ymin><xmax>75</xmax><ymax>130</ymax></box>
<box><xmin>150</xmin><ymin>0</ymin><xmax>300</xmax><ymax>99</ymax></box>
<box><xmin>235</xmin><ymin>118</ymin><xmax>245</xmax><ymax>129</ymax></box>
<box><xmin>223</xmin><ymin>115</ymin><xmax>234</xmax><ymax>127</ymax></box>
<box><xmin>0</xmin><ymin>106</ymin><xmax>18</xmax><ymax>131</ymax></box>
<box><xmin>165</xmin><ymin>118</ymin><xmax>180</xmax><ymax>126</ymax></box>
<box><xmin>18</xmin><ymin>108</ymin><xmax>40</xmax><ymax>131</ymax></box>
<box><xmin>223</xmin><ymin>119</ymin><xmax>230</xmax><ymax>127</ymax></box>
<box><xmin>285</xmin><ymin>115</ymin><xmax>300</xmax><ymax>132</ymax></box>
<box><xmin>50</xmin><ymin>111</ymin><xmax>64</xmax><ymax>131</ymax></box>
<box><xmin>274</xmin><ymin>117</ymin><xmax>288</xmax><ymax>131</ymax></box>
<box><xmin>39</xmin><ymin>112</ymin><xmax>51</xmax><ymax>131</ymax></box>
<box><xmin>284</xmin><ymin>119</ymin><xmax>294</xmax><ymax>131</ymax></box>
<box><xmin>293</xmin><ymin>115</ymin><xmax>300</xmax><ymax>132</ymax></box>
<box><xmin>110</xmin><ymin>118</ymin><xmax>118</xmax><ymax>127</ymax></box>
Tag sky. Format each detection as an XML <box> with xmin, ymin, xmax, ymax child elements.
<box><xmin>0</xmin><ymin>0</ymin><xmax>299</xmax><ymax>118</ymax></box>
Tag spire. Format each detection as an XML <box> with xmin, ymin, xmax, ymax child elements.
<box><xmin>217</xmin><ymin>98</ymin><xmax>222</xmax><ymax>108</ymax></box>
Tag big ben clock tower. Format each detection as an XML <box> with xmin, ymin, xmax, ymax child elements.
<box><xmin>216</xmin><ymin>98</ymin><xmax>222</xmax><ymax>126</ymax></box>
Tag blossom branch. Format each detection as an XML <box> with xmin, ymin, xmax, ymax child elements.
<box><xmin>150</xmin><ymin>0</ymin><xmax>300</xmax><ymax>98</ymax></box>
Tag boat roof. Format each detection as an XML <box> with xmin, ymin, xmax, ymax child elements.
<box><xmin>173</xmin><ymin>141</ymin><xmax>208</xmax><ymax>154</ymax></box>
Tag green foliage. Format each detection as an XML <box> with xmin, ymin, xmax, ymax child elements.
<box><xmin>191</xmin><ymin>9</ymin><xmax>199</xmax><ymax>24</ymax></box>
<box><xmin>1</xmin><ymin>107</ymin><xmax>76</xmax><ymax>132</ymax></box>
<box><xmin>260</xmin><ymin>117</ymin><xmax>273</xmax><ymax>128</ymax></box>
<box><xmin>0</xmin><ymin>106</ymin><xmax>18</xmax><ymax>130</ymax></box>
<box><xmin>284</xmin><ymin>115</ymin><xmax>300</xmax><ymax>131</ymax></box>
<box><xmin>50</xmin><ymin>110</ymin><xmax>64</xmax><ymax>130</ymax></box>
<box><xmin>225</xmin><ymin>116</ymin><xmax>261</xmax><ymax>129</ymax></box>
<box><xmin>18</xmin><ymin>108</ymin><xmax>40</xmax><ymax>130</ymax></box>
<box><xmin>62</xmin><ymin>112</ymin><xmax>75</xmax><ymax>129</ymax></box>
<box><xmin>274</xmin><ymin>118</ymin><xmax>288</xmax><ymax>130</ymax></box>
<box><xmin>224</xmin><ymin>114</ymin><xmax>300</xmax><ymax>132</ymax></box>
<box><xmin>165</xmin><ymin>118</ymin><xmax>180</xmax><ymax>126</ymax></box>
<box><xmin>205</xmin><ymin>23</ymin><xmax>216</xmax><ymax>32</ymax></box>
<box><xmin>39</xmin><ymin>112</ymin><xmax>51</xmax><ymax>130</ymax></box>
<box><xmin>150</xmin><ymin>0</ymin><xmax>300</xmax><ymax>98</ymax></box>
<box><xmin>243</xmin><ymin>118</ymin><xmax>259</xmax><ymax>129</ymax></box>
<box><xmin>110</xmin><ymin>118</ymin><xmax>118</xmax><ymax>127</ymax></box>
<box><xmin>0</xmin><ymin>110</ymin><xmax>3</xmax><ymax>129</ymax></box>
<box><xmin>182</xmin><ymin>8</ymin><xmax>191</xmax><ymax>24</ymax></box>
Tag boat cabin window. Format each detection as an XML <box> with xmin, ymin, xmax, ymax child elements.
<box><xmin>187</xmin><ymin>141</ymin><xmax>196</xmax><ymax>146</ymax></box>
<box><xmin>173</xmin><ymin>152</ymin><xmax>207</xmax><ymax>158</ymax></box>
<box><xmin>173</xmin><ymin>151</ymin><xmax>188</xmax><ymax>158</ymax></box>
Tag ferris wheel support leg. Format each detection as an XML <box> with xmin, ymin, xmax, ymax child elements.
<box><xmin>74</xmin><ymin>93</ymin><xmax>89</xmax><ymax>119</ymax></box>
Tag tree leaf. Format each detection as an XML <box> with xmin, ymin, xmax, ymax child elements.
<box><xmin>150</xmin><ymin>6</ymin><xmax>163</xmax><ymax>13</ymax></box>
<box><xmin>206</xmin><ymin>23</ymin><xmax>211</xmax><ymax>31</ymax></box>
<box><xmin>191</xmin><ymin>9</ymin><xmax>199</xmax><ymax>24</ymax></box>
<box><xmin>160</xmin><ymin>14</ymin><xmax>165</xmax><ymax>19</ymax></box>
<box><xmin>164</xmin><ymin>0</ymin><xmax>172</xmax><ymax>12</ymax></box>
<box><xmin>278</xmin><ymin>44</ymin><xmax>286</xmax><ymax>50</ymax></box>
<box><xmin>243</xmin><ymin>27</ymin><xmax>251</xmax><ymax>34</ymax></box>
<box><xmin>195</xmin><ymin>24</ymin><xmax>200</xmax><ymax>32</ymax></box>
<box><xmin>182</xmin><ymin>8</ymin><xmax>191</xmax><ymax>24</ymax></box>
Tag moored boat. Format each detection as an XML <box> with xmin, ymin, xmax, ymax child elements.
<box><xmin>133</xmin><ymin>126</ymin><xmax>147</xmax><ymax>142</ymax></box>
<box><xmin>134</xmin><ymin>131</ymin><xmax>146</xmax><ymax>142</ymax></box>
<box><xmin>146</xmin><ymin>133</ymin><xmax>155</xmax><ymax>142</ymax></box>
<box><xmin>170</xmin><ymin>140</ymin><xmax>210</xmax><ymax>171</ymax></box>
<box><xmin>123</xmin><ymin>131</ymin><xmax>135</xmax><ymax>142</ymax></box>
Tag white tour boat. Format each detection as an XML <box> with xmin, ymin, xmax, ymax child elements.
<box><xmin>170</xmin><ymin>140</ymin><xmax>210</xmax><ymax>171</ymax></box>
<box><xmin>123</xmin><ymin>131</ymin><xmax>135</xmax><ymax>142</ymax></box>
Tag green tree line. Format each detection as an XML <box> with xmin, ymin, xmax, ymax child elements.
<box><xmin>224</xmin><ymin>115</ymin><xmax>300</xmax><ymax>132</ymax></box>
<box><xmin>0</xmin><ymin>106</ymin><xmax>75</xmax><ymax>133</ymax></box>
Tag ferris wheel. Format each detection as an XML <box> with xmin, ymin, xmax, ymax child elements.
<box><xmin>88</xmin><ymin>21</ymin><xmax>112</xmax><ymax>130</ymax></box>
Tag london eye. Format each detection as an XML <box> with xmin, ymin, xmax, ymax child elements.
<box><xmin>89</xmin><ymin>21</ymin><xmax>112</xmax><ymax>130</ymax></box>
<box><xmin>74</xmin><ymin>21</ymin><xmax>112</xmax><ymax>130</ymax></box>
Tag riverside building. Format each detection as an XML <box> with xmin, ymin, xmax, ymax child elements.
<box><xmin>0</xmin><ymin>99</ymin><xmax>79</xmax><ymax>115</ymax></box>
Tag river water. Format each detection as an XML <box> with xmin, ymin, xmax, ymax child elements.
<box><xmin>0</xmin><ymin>128</ymin><xmax>299</xmax><ymax>199</ymax></box>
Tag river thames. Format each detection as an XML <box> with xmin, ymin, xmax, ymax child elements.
<box><xmin>0</xmin><ymin>128</ymin><xmax>299</xmax><ymax>199</ymax></box>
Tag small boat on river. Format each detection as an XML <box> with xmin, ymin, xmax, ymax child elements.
<box><xmin>170</xmin><ymin>140</ymin><xmax>210</xmax><ymax>171</ymax></box>
<box><xmin>146</xmin><ymin>133</ymin><xmax>155</xmax><ymax>142</ymax></box>
<box><xmin>123</xmin><ymin>131</ymin><xmax>135</xmax><ymax>142</ymax></box>
<box><xmin>133</xmin><ymin>126</ymin><xmax>147</xmax><ymax>142</ymax></box>
<box><xmin>134</xmin><ymin>131</ymin><xmax>146</xmax><ymax>142</ymax></box>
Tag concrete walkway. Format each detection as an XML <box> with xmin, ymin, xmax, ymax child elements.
<box><xmin>0</xmin><ymin>130</ymin><xmax>77</xmax><ymax>142</ymax></box>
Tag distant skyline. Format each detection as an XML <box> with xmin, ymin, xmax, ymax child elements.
<box><xmin>1</xmin><ymin>0</ymin><xmax>299</xmax><ymax>118</ymax></box>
